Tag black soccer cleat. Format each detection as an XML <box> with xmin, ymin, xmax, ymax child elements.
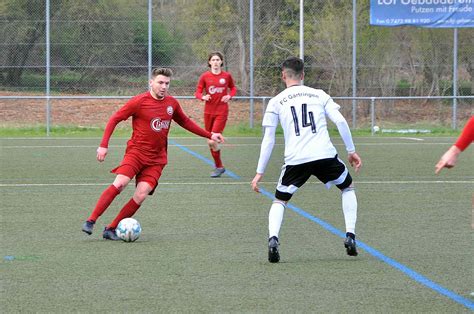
<box><xmin>268</xmin><ymin>236</ymin><xmax>280</xmax><ymax>263</ymax></box>
<box><xmin>82</xmin><ymin>220</ymin><xmax>95</xmax><ymax>235</ymax></box>
<box><xmin>344</xmin><ymin>234</ymin><xmax>358</xmax><ymax>256</ymax></box>
<box><xmin>103</xmin><ymin>227</ymin><xmax>120</xmax><ymax>241</ymax></box>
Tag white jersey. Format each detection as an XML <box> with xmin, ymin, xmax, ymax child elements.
<box><xmin>262</xmin><ymin>85</ymin><xmax>341</xmax><ymax>165</ymax></box>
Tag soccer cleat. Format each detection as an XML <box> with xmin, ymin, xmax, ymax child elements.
<box><xmin>103</xmin><ymin>227</ymin><xmax>120</xmax><ymax>241</ymax></box>
<box><xmin>82</xmin><ymin>220</ymin><xmax>95</xmax><ymax>235</ymax></box>
<box><xmin>268</xmin><ymin>236</ymin><xmax>280</xmax><ymax>263</ymax></box>
<box><xmin>210</xmin><ymin>167</ymin><xmax>226</xmax><ymax>178</ymax></box>
<box><xmin>344</xmin><ymin>235</ymin><xmax>358</xmax><ymax>256</ymax></box>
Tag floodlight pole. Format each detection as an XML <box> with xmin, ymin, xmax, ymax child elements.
<box><xmin>249</xmin><ymin>0</ymin><xmax>254</xmax><ymax>128</ymax></box>
<box><xmin>352</xmin><ymin>0</ymin><xmax>357</xmax><ymax>129</ymax></box>
<box><xmin>299</xmin><ymin>0</ymin><xmax>304</xmax><ymax>86</ymax></box>
<box><xmin>148</xmin><ymin>0</ymin><xmax>152</xmax><ymax>82</ymax></box>
<box><xmin>299</xmin><ymin>0</ymin><xmax>304</xmax><ymax>62</ymax></box>
<box><xmin>452</xmin><ymin>28</ymin><xmax>458</xmax><ymax>130</ymax></box>
<box><xmin>45</xmin><ymin>0</ymin><xmax>51</xmax><ymax>136</ymax></box>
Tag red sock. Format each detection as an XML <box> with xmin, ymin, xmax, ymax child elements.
<box><xmin>210</xmin><ymin>149</ymin><xmax>223</xmax><ymax>168</ymax></box>
<box><xmin>88</xmin><ymin>185</ymin><xmax>120</xmax><ymax>222</ymax></box>
<box><xmin>107</xmin><ymin>198</ymin><xmax>141</xmax><ymax>229</ymax></box>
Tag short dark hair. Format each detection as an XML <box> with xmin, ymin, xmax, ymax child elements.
<box><xmin>207</xmin><ymin>51</ymin><xmax>224</xmax><ymax>68</ymax></box>
<box><xmin>281</xmin><ymin>57</ymin><xmax>304</xmax><ymax>78</ymax></box>
<box><xmin>151</xmin><ymin>68</ymin><xmax>173</xmax><ymax>78</ymax></box>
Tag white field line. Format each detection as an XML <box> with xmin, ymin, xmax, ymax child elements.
<box><xmin>399</xmin><ymin>137</ymin><xmax>425</xmax><ymax>141</ymax></box>
<box><xmin>0</xmin><ymin>180</ymin><xmax>472</xmax><ymax>187</ymax></box>
<box><xmin>0</xmin><ymin>142</ymin><xmax>456</xmax><ymax>149</ymax></box>
<box><xmin>0</xmin><ymin>136</ymin><xmax>459</xmax><ymax>140</ymax></box>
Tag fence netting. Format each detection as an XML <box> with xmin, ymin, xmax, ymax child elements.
<box><xmin>1</xmin><ymin>0</ymin><xmax>473</xmax><ymax>129</ymax></box>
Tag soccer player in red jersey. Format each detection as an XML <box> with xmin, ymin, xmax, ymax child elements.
<box><xmin>435</xmin><ymin>115</ymin><xmax>474</xmax><ymax>174</ymax></box>
<box><xmin>195</xmin><ymin>51</ymin><xmax>237</xmax><ymax>177</ymax></box>
<box><xmin>82</xmin><ymin>68</ymin><xmax>225</xmax><ymax>240</ymax></box>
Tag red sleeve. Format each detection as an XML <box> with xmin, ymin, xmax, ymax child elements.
<box><xmin>173</xmin><ymin>102</ymin><xmax>212</xmax><ymax>139</ymax></box>
<box><xmin>228</xmin><ymin>74</ymin><xmax>237</xmax><ymax>97</ymax></box>
<box><xmin>194</xmin><ymin>74</ymin><xmax>206</xmax><ymax>100</ymax></box>
<box><xmin>99</xmin><ymin>98</ymin><xmax>139</xmax><ymax>148</ymax></box>
<box><xmin>454</xmin><ymin>116</ymin><xmax>474</xmax><ymax>151</ymax></box>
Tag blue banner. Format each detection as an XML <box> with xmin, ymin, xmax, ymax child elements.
<box><xmin>370</xmin><ymin>0</ymin><xmax>474</xmax><ymax>28</ymax></box>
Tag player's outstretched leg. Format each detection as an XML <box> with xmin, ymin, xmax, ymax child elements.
<box><xmin>344</xmin><ymin>232</ymin><xmax>358</xmax><ymax>256</ymax></box>
<box><xmin>268</xmin><ymin>236</ymin><xmax>280</xmax><ymax>263</ymax></box>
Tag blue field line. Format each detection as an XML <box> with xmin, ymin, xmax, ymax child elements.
<box><xmin>172</xmin><ymin>140</ymin><xmax>474</xmax><ymax>311</ymax></box>
<box><xmin>260</xmin><ymin>188</ymin><xmax>474</xmax><ymax>310</ymax></box>
<box><xmin>169</xmin><ymin>140</ymin><xmax>240</xmax><ymax>179</ymax></box>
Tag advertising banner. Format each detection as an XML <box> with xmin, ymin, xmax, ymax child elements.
<box><xmin>370</xmin><ymin>0</ymin><xmax>474</xmax><ymax>28</ymax></box>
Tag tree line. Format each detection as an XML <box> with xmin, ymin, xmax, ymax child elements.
<box><xmin>2</xmin><ymin>0</ymin><xmax>472</xmax><ymax>97</ymax></box>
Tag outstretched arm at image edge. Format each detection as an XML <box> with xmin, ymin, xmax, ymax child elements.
<box><xmin>435</xmin><ymin>116</ymin><xmax>474</xmax><ymax>174</ymax></box>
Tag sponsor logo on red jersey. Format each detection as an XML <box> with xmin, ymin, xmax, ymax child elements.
<box><xmin>209</xmin><ymin>85</ymin><xmax>225</xmax><ymax>94</ymax></box>
<box><xmin>150</xmin><ymin>118</ymin><xmax>171</xmax><ymax>132</ymax></box>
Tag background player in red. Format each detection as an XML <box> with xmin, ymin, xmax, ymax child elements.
<box><xmin>195</xmin><ymin>51</ymin><xmax>237</xmax><ymax>177</ymax></box>
<box><xmin>82</xmin><ymin>68</ymin><xmax>225</xmax><ymax>240</ymax></box>
<box><xmin>435</xmin><ymin>115</ymin><xmax>474</xmax><ymax>174</ymax></box>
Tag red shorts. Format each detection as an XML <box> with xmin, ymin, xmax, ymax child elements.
<box><xmin>111</xmin><ymin>152</ymin><xmax>165</xmax><ymax>195</ymax></box>
<box><xmin>204</xmin><ymin>113</ymin><xmax>227</xmax><ymax>133</ymax></box>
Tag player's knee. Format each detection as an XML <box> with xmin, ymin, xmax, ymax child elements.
<box><xmin>113</xmin><ymin>175</ymin><xmax>131</xmax><ymax>191</ymax></box>
<box><xmin>273</xmin><ymin>199</ymin><xmax>287</xmax><ymax>207</ymax></box>
<box><xmin>112</xmin><ymin>182</ymin><xmax>127</xmax><ymax>192</ymax></box>
<box><xmin>341</xmin><ymin>186</ymin><xmax>355</xmax><ymax>193</ymax></box>
<box><xmin>133</xmin><ymin>190</ymin><xmax>148</xmax><ymax>204</ymax></box>
<box><xmin>208</xmin><ymin>140</ymin><xmax>219</xmax><ymax>151</ymax></box>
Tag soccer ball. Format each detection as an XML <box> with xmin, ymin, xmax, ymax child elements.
<box><xmin>116</xmin><ymin>218</ymin><xmax>142</xmax><ymax>242</ymax></box>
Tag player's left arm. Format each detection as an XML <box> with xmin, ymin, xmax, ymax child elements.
<box><xmin>173</xmin><ymin>103</ymin><xmax>224</xmax><ymax>143</ymax></box>
<box><xmin>326</xmin><ymin>106</ymin><xmax>362</xmax><ymax>172</ymax></box>
<box><xmin>221</xmin><ymin>74</ymin><xmax>237</xmax><ymax>103</ymax></box>
<box><xmin>97</xmin><ymin>98</ymin><xmax>138</xmax><ymax>162</ymax></box>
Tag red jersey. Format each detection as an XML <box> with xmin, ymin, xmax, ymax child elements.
<box><xmin>100</xmin><ymin>92</ymin><xmax>211</xmax><ymax>165</ymax></box>
<box><xmin>195</xmin><ymin>70</ymin><xmax>237</xmax><ymax>115</ymax></box>
<box><xmin>455</xmin><ymin>115</ymin><xmax>474</xmax><ymax>151</ymax></box>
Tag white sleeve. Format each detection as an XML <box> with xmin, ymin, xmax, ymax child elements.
<box><xmin>262</xmin><ymin>98</ymin><xmax>279</xmax><ymax>127</ymax></box>
<box><xmin>326</xmin><ymin>107</ymin><xmax>356</xmax><ymax>154</ymax></box>
<box><xmin>256</xmin><ymin>126</ymin><xmax>276</xmax><ymax>174</ymax></box>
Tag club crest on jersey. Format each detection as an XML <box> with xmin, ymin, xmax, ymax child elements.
<box><xmin>150</xmin><ymin>117</ymin><xmax>171</xmax><ymax>132</ymax></box>
<box><xmin>166</xmin><ymin>105</ymin><xmax>173</xmax><ymax>116</ymax></box>
<box><xmin>219</xmin><ymin>78</ymin><xmax>226</xmax><ymax>85</ymax></box>
<box><xmin>209</xmin><ymin>85</ymin><xmax>225</xmax><ymax>94</ymax></box>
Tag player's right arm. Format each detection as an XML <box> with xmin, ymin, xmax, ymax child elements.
<box><xmin>97</xmin><ymin>98</ymin><xmax>138</xmax><ymax>162</ymax></box>
<box><xmin>194</xmin><ymin>74</ymin><xmax>210</xmax><ymax>101</ymax></box>
<box><xmin>252</xmin><ymin>100</ymin><xmax>279</xmax><ymax>193</ymax></box>
<box><xmin>252</xmin><ymin>125</ymin><xmax>277</xmax><ymax>193</ymax></box>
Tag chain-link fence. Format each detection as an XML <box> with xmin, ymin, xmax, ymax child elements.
<box><xmin>1</xmin><ymin>0</ymin><xmax>473</xmax><ymax>130</ymax></box>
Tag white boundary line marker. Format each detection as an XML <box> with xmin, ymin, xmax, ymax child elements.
<box><xmin>1</xmin><ymin>180</ymin><xmax>472</xmax><ymax>187</ymax></box>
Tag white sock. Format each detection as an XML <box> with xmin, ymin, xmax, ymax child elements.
<box><xmin>268</xmin><ymin>201</ymin><xmax>285</xmax><ymax>239</ymax></box>
<box><xmin>342</xmin><ymin>188</ymin><xmax>357</xmax><ymax>235</ymax></box>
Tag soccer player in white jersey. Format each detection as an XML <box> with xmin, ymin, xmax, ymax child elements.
<box><xmin>251</xmin><ymin>57</ymin><xmax>362</xmax><ymax>263</ymax></box>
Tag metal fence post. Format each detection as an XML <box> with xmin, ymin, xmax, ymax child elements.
<box><xmin>452</xmin><ymin>28</ymin><xmax>458</xmax><ymax>130</ymax></box>
<box><xmin>370</xmin><ymin>97</ymin><xmax>375</xmax><ymax>135</ymax></box>
<box><xmin>46</xmin><ymin>0</ymin><xmax>51</xmax><ymax>136</ymax></box>
<box><xmin>249</xmin><ymin>0</ymin><xmax>254</xmax><ymax>129</ymax></box>
<box><xmin>352</xmin><ymin>0</ymin><xmax>357</xmax><ymax>129</ymax></box>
